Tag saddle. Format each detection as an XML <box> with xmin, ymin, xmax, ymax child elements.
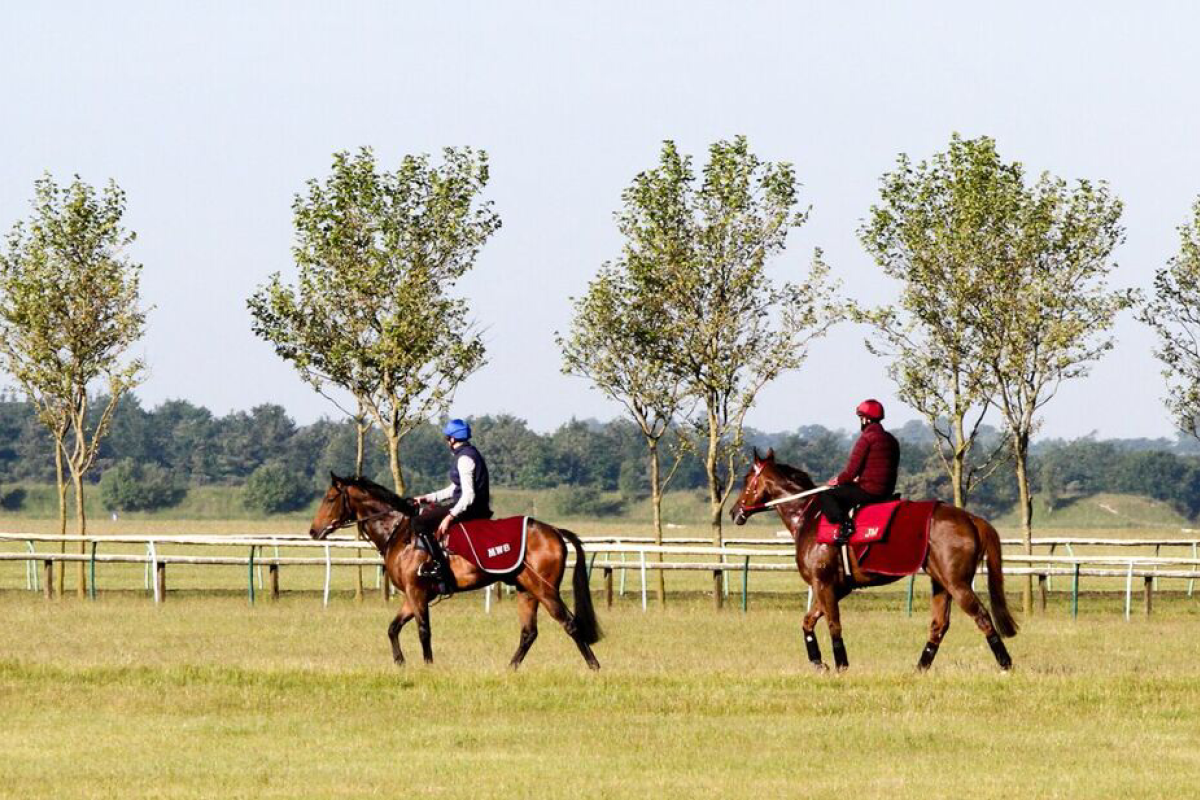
<box><xmin>816</xmin><ymin>499</ymin><xmax>938</xmax><ymax>577</ymax></box>
<box><xmin>443</xmin><ymin>516</ymin><xmax>529</xmax><ymax>574</ymax></box>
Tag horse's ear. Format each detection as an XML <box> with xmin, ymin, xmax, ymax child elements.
<box><xmin>330</xmin><ymin>472</ymin><xmax>342</xmax><ymax>487</ymax></box>
<box><xmin>752</xmin><ymin>447</ymin><xmax>761</xmax><ymax>462</ymax></box>
<box><xmin>765</xmin><ymin>448</ymin><xmax>775</xmax><ymax>462</ymax></box>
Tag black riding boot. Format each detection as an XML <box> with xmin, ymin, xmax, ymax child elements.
<box><xmin>834</xmin><ymin>516</ymin><xmax>855</xmax><ymax>546</ymax></box>
<box><xmin>417</xmin><ymin>534</ymin><xmax>454</xmax><ymax>596</ymax></box>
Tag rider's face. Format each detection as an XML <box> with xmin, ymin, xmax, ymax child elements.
<box><xmin>859</xmin><ymin>415</ymin><xmax>870</xmax><ymax>430</ymax></box>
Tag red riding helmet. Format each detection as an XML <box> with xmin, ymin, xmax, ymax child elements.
<box><xmin>856</xmin><ymin>399</ymin><xmax>885</xmax><ymax>421</ymax></box>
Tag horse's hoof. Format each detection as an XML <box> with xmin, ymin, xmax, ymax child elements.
<box><xmin>811</xmin><ymin>661</ymin><xmax>829</xmax><ymax>672</ymax></box>
<box><xmin>835</xmin><ymin>664</ymin><xmax>849</xmax><ymax>674</ymax></box>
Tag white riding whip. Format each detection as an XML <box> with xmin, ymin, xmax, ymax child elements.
<box><xmin>764</xmin><ymin>484</ymin><xmax>832</xmax><ymax>508</ymax></box>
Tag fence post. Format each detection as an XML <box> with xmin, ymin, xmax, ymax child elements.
<box><xmin>25</xmin><ymin>541</ymin><xmax>38</xmax><ymax>592</ymax></box>
<box><xmin>639</xmin><ymin>550</ymin><xmax>647</xmax><ymax>612</ymax></box>
<box><xmin>741</xmin><ymin>556</ymin><xmax>750</xmax><ymax>613</ymax></box>
<box><xmin>269</xmin><ymin>563</ymin><xmax>280</xmax><ymax>600</ymax></box>
<box><xmin>1190</xmin><ymin>543</ymin><xmax>1197</xmax><ymax>597</ymax></box>
<box><xmin>43</xmin><ymin>560</ymin><xmax>53</xmax><ymax>600</ymax></box>
<box><xmin>905</xmin><ymin>574</ymin><xmax>915</xmax><ymax>617</ymax></box>
<box><xmin>89</xmin><ymin>541</ymin><xmax>97</xmax><ymax>601</ymax></box>
<box><xmin>1071</xmin><ymin>563</ymin><xmax>1080</xmax><ymax>620</ymax></box>
<box><xmin>322</xmin><ymin>544</ymin><xmax>332</xmax><ymax>607</ymax></box>
<box><xmin>247</xmin><ymin>546</ymin><xmax>256</xmax><ymax>605</ymax></box>
<box><xmin>1124</xmin><ymin>562</ymin><xmax>1133</xmax><ymax>622</ymax></box>
<box><xmin>604</xmin><ymin>567</ymin><xmax>613</xmax><ymax>609</ymax></box>
<box><xmin>155</xmin><ymin>561</ymin><xmax>166</xmax><ymax>603</ymax></box>
<box><xmin>1038</xmin><ymin>573</ymin><xmax>1047</xmax><ymax>612</ymax></box>
<box><xmin>1144</xmin><ymin>575</ymin><xmax>1153</xmax><ymax>617</ymax></box>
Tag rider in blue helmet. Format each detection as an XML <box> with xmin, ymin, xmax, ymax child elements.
<box><xmin>413</xmin><ymin>418</ymin><xmax>493</xmax><ymax>594</ymax></box>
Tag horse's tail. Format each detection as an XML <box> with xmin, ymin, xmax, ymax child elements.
<box><xmin>559</xmin><ymin>528</ymin><xmax>603</xmax><ymax>645</ymax></box>
<box><xmin>973</xmin><ymin>514</ymin><xmax>1019</xmax><ymax>638</ymax></box>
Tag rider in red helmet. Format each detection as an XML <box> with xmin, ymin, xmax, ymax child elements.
<box><xmin>821</xmin><ymin>399</ymin><xmax>900</xmax><ymax>546</ymax></box>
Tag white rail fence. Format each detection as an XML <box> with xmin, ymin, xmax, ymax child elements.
<box><xmin>2</xmin><ymin>531</ymin><xmax>1198</xmax><ymax>620</ymax></box>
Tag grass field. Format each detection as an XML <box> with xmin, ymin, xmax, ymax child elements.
<box><xmin>2</xmin><ymin>584</ymin><xmax>1199</xmax><ymax>799</ymax></box>
<box><xmin>1</xmin><ymin>508</ymin><xmax>1199</xmax><ymax>799</ymax></box>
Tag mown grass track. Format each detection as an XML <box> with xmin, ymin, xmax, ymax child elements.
<box><xmin>1</xmin><ymin>588</ymin><xmax>1199</xmax><ymax>799</ymax></box>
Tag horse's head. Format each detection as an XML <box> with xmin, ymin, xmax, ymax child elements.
<box><xmin>730</xmin><ymin>449</ymin><xmax>814</xmax><ymax>525</ymax></box>
<box><xmin>310</xmin><ymin>473</ymin><xmax>353</xmax><ymax>540</ymax></box>
<box><xmin>309</xmin><ymin>472</ymin><xmax>419</xmax><ymax>540</ymax></box>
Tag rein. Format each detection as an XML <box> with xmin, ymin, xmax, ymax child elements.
<box><xmin>739</xmin><ymin>485</ymin><xmax>830</xmax><ymax>515</ymax></box>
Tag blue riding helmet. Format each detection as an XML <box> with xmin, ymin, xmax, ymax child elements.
<box><xmin>442</xmin><ymin>419</ymin><xmax>471</xmax><ymax>441</ymax></box>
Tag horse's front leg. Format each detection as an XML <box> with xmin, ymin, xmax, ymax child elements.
<box><xmin>801</xmin><ymin>582</ymin><xmax>827</xmax><ymax>671</ymax></box>
<box><xmin>388</xmin><ymin>598</ymin><xmax>416</xmax><ymax>666</ymax></box>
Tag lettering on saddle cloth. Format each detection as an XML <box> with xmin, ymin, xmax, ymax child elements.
<box><xmin>444</xmin><ymin>516</ymin><xmax>529</xmax><ymax>575</ymax></box>
<box><xmin>816</xmin><ymin>500</ymin><xmax>938</xmax><ymax>577</ymax></box>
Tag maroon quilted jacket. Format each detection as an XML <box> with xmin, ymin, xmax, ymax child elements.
<box><xmin>835</xmin><ymin>422</ymin><xmax>900</xmax><ymax>496</ymax></box>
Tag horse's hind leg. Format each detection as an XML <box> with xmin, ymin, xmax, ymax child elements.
<box><xmin>531</xmin><ymin>583</ymin><xmax>600</xmax><ymax>670</ymax></box>
<box><xmin>820</xmin><ymin>583</ymin><xmax>849</xmax><ymax>672</ymax></box>
<box><xmin>949</xmin><ymin>584</ymin><xmax>1012</xmax><ymax>670</ymax></box>
<box><xmin>388</xmin><ymin>599</ymin><xmax>416</xmax><ymax>666</ymax></box>
<box><xmin>509</xmin><ymin>589</ymin><xmax>539</xmax><ymax>670</ymax></box>
<box><xmin>917</xmin><ymin>579</ymin><xmax>951</xmax><ymax>671</ymax></box>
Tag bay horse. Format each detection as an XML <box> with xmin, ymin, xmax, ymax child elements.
<box><xmin>308</xmin><ymin>473</ymin><xmax>602</xmax><ymax>670</ymax></box>
<box><xmin>731</xmin><ymin>450</ymin><xmax>1017</xmax><ymax>672</ymax></box>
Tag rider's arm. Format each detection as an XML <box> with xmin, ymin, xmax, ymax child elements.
<box><xmin>835</xmin><ymin>434</ymin><xmax>871</xmax><ymax>485</ymax></box>
<box><xmin>447</xmin><ymin>456</ymin><xmax>476</xmax><ymax>518</ymax></box>
<box><xmin>420</xmin><ymin>484</ymin><xmax>455</xmax><ymax>504</ymax></box>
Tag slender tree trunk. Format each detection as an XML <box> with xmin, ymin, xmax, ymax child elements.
<box><xmin>1013</xmin><ymin>432</ymin><xmax>1033</xmax><ymax>616</ymax></box>
<box><xmin>354</xmin><ymin>417</ymin><xmax>366</xmax><ymax>477</ymax></box>
<box><xmin>353</xmin><ymin>412</ymin><xmax>367</xmax><ymax>602</ymax></box>
<box><xmin>385</xmin><ymin>424</ymin><xmax>406</xmax><ymax>495</ymax></box>
<box><xmin>649</xmin><ymin>440</ymin><xmax>665</xmax><ymax>608</ymax></box>
<box><xmin>951</xmin><ymin>413</ymin><xmax>967</xmax><ymax>508</ymax></box>
<box><xmin>705</xmin><ymin>407</ymin><xmax>723</xmax><ymax>609</ymax></box>
<box><xmin>71</xmin><ymin>467</ymin><xmax>87</xmax><ymax>598</ymax></box>
<box><xmin>54</xmin><ymin>439</ymin><xmax>67</xmax><ymax>598</ymax></box>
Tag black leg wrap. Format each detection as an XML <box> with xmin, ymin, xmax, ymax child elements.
<box><xmin>986</xmin><ymin>632</ymin><xmax>1012</xmax><ymax>670</ymax></box>
<box><xmin>917</xmin><ymin>642</ymin><xmax>939</xmax><ymax>671</ymax></box>
<box><xmin>803</xmin><ymin>631</ymin><xmax>822</xmax><ymax>664</ymax></box>
<box><xmin>831</xmin><ymin>636</ymin><xmax>848</xmax><ymax>671</ymax></box>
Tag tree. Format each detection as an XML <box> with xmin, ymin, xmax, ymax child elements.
<box><xmin>249</xmin><ymin>147</ymin><xmax>499</xmax><ymax>494</ymax></box>
<box><xmin>100</xmin><ymin>459</ymin><xmax>186</xmax><ymax>512</ymax></box>
<box><xmin>973</xmin><ymin>160</ymin><xmax>1129</xmax><ymax>615</ymax></box>
<box><xmin>1139</xmin><ymin>197</ymin><xmax>1200</xmax><ymax>442</ymax></box>
<box><xmin>0</xmin><ymin>174</ymin><xmax>147</xmax><ymax>596</ymax></box>
<box><xmin>559</xmin><ymin>258</ymin><xmax>693</xmax><ymax>607</ymax></box>
<box><xmin>859</xmin><ymin>135</ymin><xmax>1015</xmax><ymax>508</ymax></box>
<box><xmin>244</xmin><ymin>462</ymin><xmax>311</xmax><ymax>515</ymax></box>
<box><xmin>617</xmin><ymin>138</ymin><xmax>840</xmax><ymax>607</ymax></box>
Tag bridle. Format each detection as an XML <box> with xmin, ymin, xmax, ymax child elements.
<box><xmin>313</xmin><ymin>484</ymin><xmax>406</xmax><ymax>545</ymax></box>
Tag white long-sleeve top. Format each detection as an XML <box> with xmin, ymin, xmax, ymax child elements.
<box><xmin>424</xmin><ymin>454</ymin><xmax>477</xmax><ymax>518</ymax></box>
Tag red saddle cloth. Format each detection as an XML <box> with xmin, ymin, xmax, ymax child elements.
<box><xmin>445</xmin><ymin>516</ymin><xmax>529</xmax><ymax>575</ymax></box>
<box><xmin>815</xmin><ymin>500</ymin><xmax>938</xmax><ymax>576</ymax></box>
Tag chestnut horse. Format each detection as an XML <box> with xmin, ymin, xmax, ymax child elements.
<box><xmin>731</xmin><ymin>450</ymin><xmax>1017</xmax><ymax>672</ymax></box>
<box><xmin>309</xmin><ymin>474</ymin><xmax>601</xmax><ymax>670</ymax></box>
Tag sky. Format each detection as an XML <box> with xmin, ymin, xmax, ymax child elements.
<box><xmin>1</xmin><ymin>2</ymin><xmax>1198</xmax><ymax>439</ymax></box>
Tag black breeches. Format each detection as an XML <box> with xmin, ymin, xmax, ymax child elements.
<box><xmin>819</xmin><ymin>484</ymin><xmax>883</xmax><ymax>524</ymax></box>
<box><xmin>414</xmin><ymin>505</ymin><xmax>453</xmax><ymax>537</ymax></box>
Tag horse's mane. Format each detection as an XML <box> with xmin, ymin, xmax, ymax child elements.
<box><xmin>772</xmin><ymin>461</ymin><xmax>815</xmax><ymax>490</ymax></box>
<box><xmin>341</xmin><ymin>475</ymin><xmax>416</xmax><ymax>515</ymax></box>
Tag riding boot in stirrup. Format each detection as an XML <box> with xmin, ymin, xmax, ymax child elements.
<box><xmin>834</xmin><ymin>516</ymin><xmax>855</xmax><ymax>547</ymax></box>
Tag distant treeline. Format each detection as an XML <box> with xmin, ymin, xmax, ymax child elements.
<box><xmin>1</xmin><ymin>394</ymin><xmax>1198</xmax><ymax>518</ymax></box>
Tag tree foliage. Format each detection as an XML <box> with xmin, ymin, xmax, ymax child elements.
<box><xmin>0</xmin><ymin>174</ymin><xmax>147</xmax><ymax>595</ymax></box>
<box><xmin>243</xmin><ymin>462</ymin><xmax>312</xmax><ymax>515</ymax></box>
<box><xmin>612</xmin><ymin>138</ymin><xmax>841</xmax><ymax>552</ymax></box>
<box><xmin>249</xmin><ymin>147</ymin><xmax>499</xmax><ymax>492</ymax></box>
<box><xmin>969</xmin><ymin>149</ymin><xmax>1131</xmax><ymax>613</ymax></box>
<box><xmin>1139</xmin><ymin>196</ymin><xmax>1200</xmax><ymax>441</ymax></box>
<box><xmin>99</xmin><ymin>458</ymin><xmax>186</xmax><ymax>512</ymax></box>
<box><xmin>858</xmin><ymin>135</ymin><xmax>1014</xmax><ymax>507</ymax></box>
